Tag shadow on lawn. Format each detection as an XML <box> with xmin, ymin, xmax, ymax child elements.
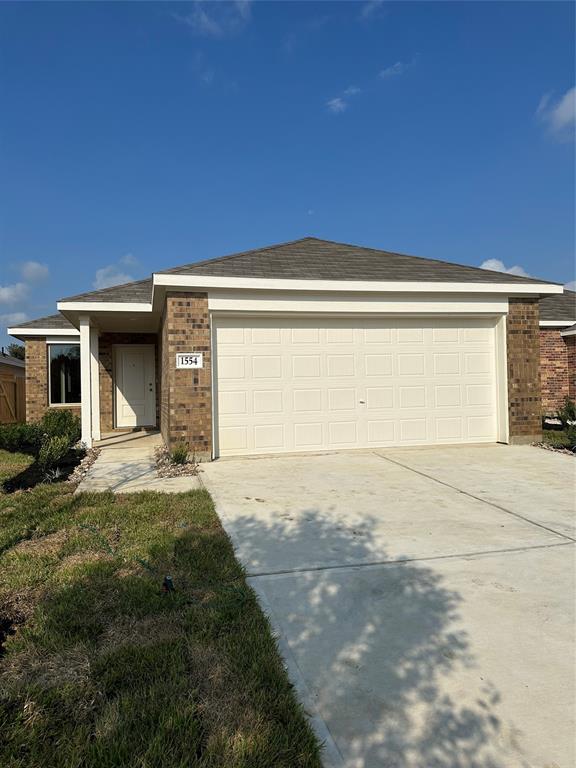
<box><xmin>225</xmin><ymin>508</ymin><xmax>525</xmax><ymax>768</ymax></box>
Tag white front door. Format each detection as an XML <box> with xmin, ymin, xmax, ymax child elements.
<box><xmin>115</xmin><ymin>345</ymin><xmax>156</xmax><ymax>428</ymax></box>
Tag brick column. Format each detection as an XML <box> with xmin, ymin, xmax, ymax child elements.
<box><xmin>25</xmin><ymin>338</ymin><xmax>48</xmax><ymax>422</ymax></box>
<box><xmin>539</xmin><ymin>328</ymin><xmax>570</xmax><ymax>414</ymax></box>
<box><xmin>506</xmin><ymin>298</ymin><xmax>542</xmax><ymax>444</ymax></box>
<box><xmin>160</xmin><ymin>292</ymin><xmax>212</xmax><ymax>459</ymax></box>
<box><xmin>566</xmin><ymin>335</ymin><xmax>576</xmax><ymax>401</ymax></box>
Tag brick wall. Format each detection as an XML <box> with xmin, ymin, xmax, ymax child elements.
<box><xmin>24</xmin><ymin>338</ymin><xmax>81</xmax><ymax>424</ymax></box>
<box><xmin>539</xmin><ymin>328</ymin><xmax>570</xmax><ymax>414</ymax></box>
<box><xmin>566</xmin><ymin>335</ymin><xmax>576</xmax><ymax>401</ymax></box>
<box><xmin>98</xmin><ymin>332</ymin><xmax>159</xmax><ymax>434</ymax></box>
<box><xmin>506</xmin><ymin>298</ymin><xmax>542</xmax><ymax>443</ymax></box>
<box><xmin>160</xmin><ymin>292</ymin><xmax>212</xmax><ymax>458</ymax></box>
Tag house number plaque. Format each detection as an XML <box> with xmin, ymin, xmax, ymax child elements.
<box><xmin>176</xmin><ymin>353</ymin><xmax>203</xmax><ymax>369</ymax></box>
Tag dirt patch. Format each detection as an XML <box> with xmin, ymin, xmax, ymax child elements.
<box><xmin>13</xmin><ymin>530</ymin><xmax>69</xmax><ymax>556</ymax></box>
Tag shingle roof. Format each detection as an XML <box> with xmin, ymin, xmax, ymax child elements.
<box><xmin>60</xmin><ymin>278</ymin><xmax>152</xmax><ymax>303</ymax></box>
<box><xmin>540</xmin><ymin>290</ymin><xmax>576</xmax><ymax>322</ymax></box>
<box><xmin>13</xmin><ymin>313</ymin><xmax>75</xmax><ymax>330</ymax></box>
<box><xmin>158</xmin><ymin>237</ymin><xmax>557</xmax><ymax>285</ymax></box>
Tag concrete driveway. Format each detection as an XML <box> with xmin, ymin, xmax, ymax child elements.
<box><xmin>201</xmin><ymin>445</ymin><xmax>575</xmax><ymax>768</ymax></box>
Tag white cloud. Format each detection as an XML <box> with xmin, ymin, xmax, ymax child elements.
<box><xmin>173</xmin><ymin>1</ymin><xmax>252</xmax><ymax>39</ymax></box>
<box><xmin>479</xmin><ymin>258</ymin><xmax>531</xmax><ymax>278</ymax></box>
<box><xmin>1</xmin><ymin>311</ymin><xmax>28</xmax><ymax>327</ymax></box>
<box><xmin>359</xmin><ymin>1</ymin><xmax>385</xmax><ymax>20</ymax></box>
<box><xmin>379</xmin><ymin>61</ymin><xmax>405</xmax><ymax>79</ymax></box>
<box><xmin>564</xmin><ymin>280</ymin><xmax>576</xmax><ymax>292</ymax></box>
<box><xmin>326</xmin><ymin>97</ymin><xmax>347</xmax><ymax>114</ymax></box>
<box><xmin>20</xmin><ymin>260</ymin><xmax>49</xmax><ymax>282</ymax></box>
<box><xmin>536</xmin><ymin>86</ymin><xmax>575</xmax><ymax>140</ymax></box>
<box><xmin>343</xmin><ymin>86</ymin><xmax>361</xmax><ymax>97</ymax></box>
<box><xmin>0</xmin><ymin>282</ymin><xmax>28</xmax><ymax>305</ymax></box>
<box><xmin>93</xmin><ymin>254</ymin><xmax>140</xmax><ymax>290</ymax></box>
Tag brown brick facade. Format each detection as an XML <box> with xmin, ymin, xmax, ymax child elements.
<box><xmin>160</xmin><ymin>292</ymin><xmax>212</xmax><ymax>458</ymax></box>
<box><xmin>24</xmin><ymin>338</ymin><xmax>81</xmax><ymax>424</ymax></box>
<box><xmin>506</xmin><ymin>298</ymin><xmax>542</xmax><ymax>443</ymax></box>
<box><xmin>98</xmin><ymin>332</ymin><xmax>159</xmax><ymax>434</ymax></box>
<box><xmin>566</xmin><ymin>334</ymin><xmax>576</xmax><ymax>401</ymax></box>
<box><xmin>539</xmin><ymin>328</ymin><xmax>571</xmax><ymax>414</ymax></box>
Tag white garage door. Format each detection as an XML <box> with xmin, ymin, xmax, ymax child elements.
<box><xmin>213</xmin><ymin>316</ymin><xmax>498</xmax><ymax>457</ymax></box>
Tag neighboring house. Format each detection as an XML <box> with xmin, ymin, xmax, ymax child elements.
<box><xmin>539</xmin><ymin>289</ymin><xmax>576</xmax><ymax>414</ymax></box>
<box><xmin>8</xmin><ymin>237</ymin><xmax>564</xmax><ymax>455</ymax></box>
<box><xmin>0</xmin><ymin>350</ymin><xmax>26</xmax><ymax>423</ymax></box>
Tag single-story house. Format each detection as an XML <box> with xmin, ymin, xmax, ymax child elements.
<box><xmin>539</xmin><ymin>289</ymin><xmax>576</xmax><ymax>414</ymax></box>
<box><xmin>8</xmin><ymin>237</ymin><xmax>565</xmax><ymax>456</ymax></box>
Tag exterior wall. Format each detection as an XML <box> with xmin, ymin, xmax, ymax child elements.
<box><xmin>160</xmin><ymin>292</ymin><xmax>212</xmax><ymax>458</ymax></box>
<box><xmin>506</xmin><ymin>298</ymin><xmax>542</xmax><ymax>443</ymax></box>
<box><xmin>24</xmin><ymin>338</ymin><xmax>81</xmax><ymax>424</ymax></box>
<box><xmin>0</xmin><ymin>361</ymin><xmax>25</xmax><ymax>378</ymax></box>
<box><xmin>566</xmin><ymin>335</ymin><xmax>576</xmax><ymax>401</ymax></box>
<box><xmin>539</xmin><ymin>328</ymin><xmax>570</xmax><ymax>414</ymax></box>
<box><xmin>98</xmin><ymin>332</ymin><xmax>159</xmax><ymax>434</ymax></box>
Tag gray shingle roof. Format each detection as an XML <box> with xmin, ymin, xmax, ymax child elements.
<box><xmin>60</xmin><ymin>278</ymin><xmax>152</xmax><ymax>303</ymax></box>
<box><xmin>540</xmin><ymin>290</ymin><xmax>576</xmax><ymax>321</ymax></box>
<box><xmin>159</xmin><ymin>237</ymin><xmax>557</xmax><ymax>285</ymax></box>
<box><xmin>13</xmin><ymin>313</ymin><xmax>75</xmax><ymax>330</ymax></box>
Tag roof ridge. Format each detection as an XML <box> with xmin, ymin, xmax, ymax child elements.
<box><xmin>156</xmin><ymin>237</ymin><xmax>318</xmax><ymax>275</ymax></box>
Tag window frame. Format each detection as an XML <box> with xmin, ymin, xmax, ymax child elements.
<box><xmin>47</xmin><ymin>341</ymin><xmax>82</xmax><ymax>407</ymax></box>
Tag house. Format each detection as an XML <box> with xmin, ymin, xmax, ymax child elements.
<box><xmin>8</xmin><ymin>237</ymin><xmax>564</xmax><ymax>455</ymax></box>
<box><xmin>0</xmin><ymin>349</ymin><xmax>26</xmax><ymax>423</ymax></box>
<box><xmin>539</xmin><ymin>289</ymin><xmax>576</xmax><ymax>414</ymax></box>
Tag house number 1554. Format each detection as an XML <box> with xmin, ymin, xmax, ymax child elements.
<box><xmin>176</xmin><ymin>353</ymin><xmax>203</xmax><ymax>369</ymax></box>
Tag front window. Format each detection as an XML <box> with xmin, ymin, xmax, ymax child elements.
<box><xmin>49</xmin><ymin>344</ymin><xmax>81</xmax><ymax>405</ymax></box>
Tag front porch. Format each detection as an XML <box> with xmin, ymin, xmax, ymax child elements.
<box><xmin>79</xmin><ymin>320</ymin><xmax>160</xmax><ymax>447</ymax></box>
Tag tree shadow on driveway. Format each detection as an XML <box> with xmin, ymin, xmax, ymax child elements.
<box><xmin>225</xmin><ymin>507</ymin><xmax>530</xmax><ymax>768</ymax></box>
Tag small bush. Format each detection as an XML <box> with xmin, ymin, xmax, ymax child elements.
<box><xmin>170</xmin><ymin>442</ymin><xmax>189</xmax><ymax>465</ymax></box>
<box><xmin>40</xmin><ymin>409</ymin><xmax>81</xmax><ymax>444</ymax></box>
<box><xmin>0</xmin><ymin>422</ymin><xmax>43</xmax><ymax>454</ymax></box>
<box><xmin>38</xmin><ymin>435</ymin><xmax>72</xmax><ymax>471</ymax></box>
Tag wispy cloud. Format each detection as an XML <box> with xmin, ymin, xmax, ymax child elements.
<box><xmin>93</xmin><ymin>254</ymin><xmax>140</xmax><ymax>290</ymax></box>
<box><xmin>379</xmin><ymin>56</ymin><xmax>418</xmax><ymax>79</ymax></box>
<box><xmin>536</xmin><ymin>86</ymin><xmax>575</xmax><ymax>141</ymax></box>
<box><xmin>326</xmin><ymin>86</ymin><xmax>361</xmax><ymax>114</ymax></box>
<box><xmin>0</xmin><ymin>282</ymin><xmax>28</xmax><ymax>305</ymax></box>
<box><xmin>20</xmin><ymin>260</ymin><xmax>49</xmax><ymax>282</ymax></box>
<box><xmin>173</xmin><ymin>1</ymin><xmax>252</xmax><ymax>39</ymax></box>
<box><xmin>479</xmin><ymin>258</ymin><xmax>531</xmax><ymax>278</ymax></box>
<box><xmin>1</xmin><ymin>311</ymin><xmax>28</xmax><ymax>327</ymax></box>
<box><xmin>359</xmin><ymin>0</ymin><xmax>386</xmax><ymax>21</ymax></box>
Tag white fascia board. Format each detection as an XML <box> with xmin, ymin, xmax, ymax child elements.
<box><xmin>539</xmin><ymin>320</ymin><xmax>576</xmax><ymax>327</ymax></box>
<box><xmin>7</xmin><ymin>326</ymin><xmax>79</xmax><ymax>337</ymax></box>
<box><xmin>208</xmin><ymin>290</ymin><xmax>509</xmax><ymax>315</ymax></box>
<box><xmin>154</xmin><ymin>273</ymin><xmax>563</xmax><ymax>295</ymax></box>
<box><xmin>57</xmin><ymin>301</ymin><xmax>152</xmax><ymax>312</ymax></box>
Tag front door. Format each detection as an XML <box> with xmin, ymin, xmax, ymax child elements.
<box><xmin>115</xmin><ymin>345</ymin><xmax>156</xmax><ymax>427</ymax></box>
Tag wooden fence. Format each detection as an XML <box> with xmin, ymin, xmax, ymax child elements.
<box><xmin>0</xmin><ymin>373</ymin><xmax>26</xmax><ymax>424</ymax></box>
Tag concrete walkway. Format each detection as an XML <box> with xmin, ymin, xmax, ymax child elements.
<box><xmin>76</xmin><ymin>432</ymin><xmax>201</xmax><ymax>493</ymax></box>
<box><xmin>201</xmin><ymin>444</ymin><xmax>576</xmax><ymax>768</ymax></box>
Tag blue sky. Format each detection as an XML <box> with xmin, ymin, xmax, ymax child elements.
<box><xmin>0</xmin><ymin>1</ymin><xmax>574</xmax><ymax>346</ymax></box>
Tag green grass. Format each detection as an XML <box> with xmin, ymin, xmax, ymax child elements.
<box><xmin>0</xmin><ymin>466</ymin><xmax>321</xmax><ymax>767</ymax></box>
<box><xmin>0</xmin><ymin>449</ymin><xmax>33</xmax><ymax>486</ymax></box>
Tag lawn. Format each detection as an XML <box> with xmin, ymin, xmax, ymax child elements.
<box><xmin>541</xmin><ymin>429</ymin><xmax>576</xmax><ymax>451</ymax></box>
<box><xmin>0</xmin><ymin>450</ymin><xmax>321</xmax><ymax>768</ymax></box>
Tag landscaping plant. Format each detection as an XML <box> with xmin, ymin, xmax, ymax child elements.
<box><xmin>170</xmin><ymin>441</ymin><xmax>189</xmax><ymax>465</ymax></box>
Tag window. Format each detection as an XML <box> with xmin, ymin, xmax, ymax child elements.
<box><xmin>49</xmin><ymin>344</ymin><xmax>81</xmax><ymax>405</ymax></box>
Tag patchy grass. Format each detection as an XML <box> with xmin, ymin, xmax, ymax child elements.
<box><xmin>0</xmin><ymin>476</ymin><xmax>321</xmax><ymax>767</ymax></box>
<box><xmin>541</xmin><ymin>429</ymin><xmax>576</xmax><ymax>452</ymax></box>
<box><xmin>0</xmin><ymin>450</ymin><xmax>33</xmax><ymax>487</ymax></box>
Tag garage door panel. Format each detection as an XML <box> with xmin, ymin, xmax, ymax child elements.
<box><xmin>215</xmin><ymin>316</ymin><xmax>498</xmax><ymax>456</ymax></box>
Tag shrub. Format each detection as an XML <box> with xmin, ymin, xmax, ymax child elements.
<box><xmin>0</xmin><ymin>422</ymin><xmax>43</xmax><ymax>454</ymax></box>
<box><xmin>40</xmin><ymin>409</ymin><xmax>81</xmax><ymax>444</ymax></box>
<box><xmin>37</xmin><ymin>435</ymin><xmax>72</xmax><ymax>471</ymax></box>
<box><xmin>170</xmin><ymin>442</ymin><xmax>189</xmax><ymax>465</ymax></box>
